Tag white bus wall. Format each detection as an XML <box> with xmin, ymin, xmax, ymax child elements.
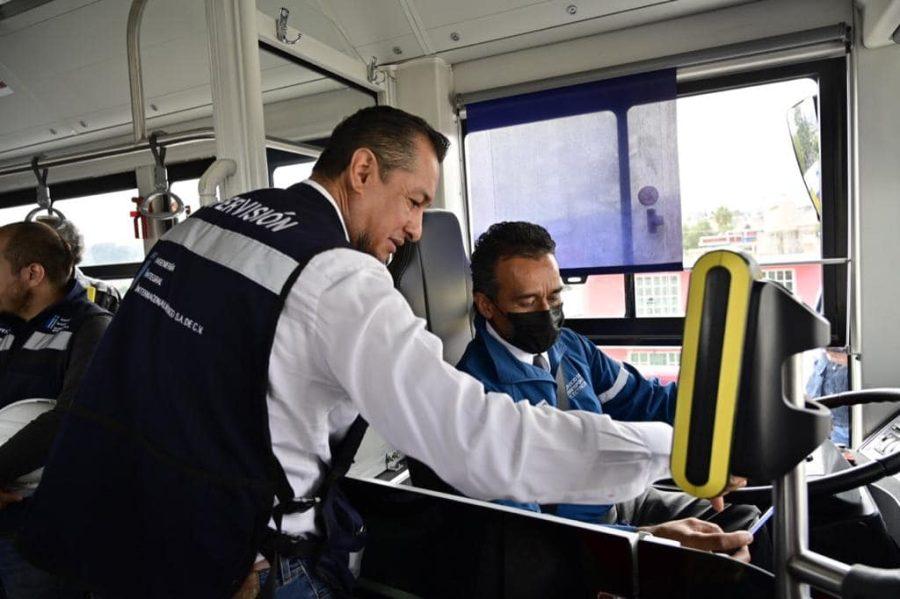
<box><xmin>857</xmin><ymin>41</ymin><xmax>900</xmax><ymax>389</ymax></box>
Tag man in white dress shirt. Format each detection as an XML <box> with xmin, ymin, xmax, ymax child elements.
<box><xmin>19</xmin><ymin>107</ymin><xmax>736</xmax><ymax>598</ymax></box>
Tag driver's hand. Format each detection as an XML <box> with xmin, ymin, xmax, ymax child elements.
<box><xmin>640</xmin><ymin>517</ymin><xmax>753</xmax><ymax>563</ymax></box>
<box><xmin>710</xmin><ymin>475</ymin><xmax>747</xmax><ymax>512</ymax></box>
<box><xmin>0</xmin><ymin>488</ymin><xmax>23</xmax><ymax>509</ymax></box>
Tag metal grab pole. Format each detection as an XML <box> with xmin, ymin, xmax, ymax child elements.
<box><xmin>127</xmin><ymin>0</ymin><xmax>150</xmax><ymax>143</ymax></box>
<box><xmin>774</xmin><ymin>353</ymin><xmax>811</xmax><ymax>599</ymax></box>
<box><xmin>789</xmin><ymin>551</ymin><xmax>850</xmax><ymax>596</ymax></box>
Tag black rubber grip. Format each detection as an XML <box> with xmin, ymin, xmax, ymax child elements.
<box><xmin>685</xmin><ymin>266</ymin><xmax>730</xmax><ymax>487</ymax></box>
<box><xmin>842</xmin><ymin>564</ymin><xmax>900</xmax><ymax>599</ymax></box>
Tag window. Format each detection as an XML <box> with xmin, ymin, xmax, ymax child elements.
<box><xmin>465</xmin><ymin>59</ymin><xmax>846</xmax><ymax>352</ymax></box>
<box><xmin>273</xmin><ymin>162</ymin><xmax>315</xmax><ymax>189</ymax></box>
<box><xmin>468</xmin><ymin>75</ymin><xmax>825</xmax><ymax>320</ymax></box>
<box><xmin>104</xmin><ymin>278</ymin><xmax>134</xmax><ymax>297</ymax></box>
<box><xmin>465</xmin><ymin>69</ymin><xmax>681</xmax><ymax>274</ymax></box>
<box><xmin>0</xmin><ymin>204</ymin><xmax>33</xmax><ymax>226</ymax></box>
<box><xmin>635</xmin><ymin>273</ymin><xmax>683</xmax><ymax>317</ymax></box>
<box><xmin>762</xmin><ymin>268</ymin><xmax>796</xmax><ymax>293</ymax></box>
<box><xmin>561</xmin><ymin>274</ymin><xmax>626</xmax><ymax>318</ymax></box>
<box><xmin>601</xmin><ymin>346</ymin><xmax>680</xmax><ymax>385</ymax></box>
<box><xmin>629</xmin><ymin>349</ymin><xmax>681</xmax><ymax>366</ymax></box>
<box><xmin>463</xmin><ymin>58</ymin><xmax>849</xmax><ymax>356</ymax></box>
<box><xmin>169</xmin><ymin>178</ymin><xmax>204</xmax><ymax>215</ymax></box>
<box><xmin>58</xmin><ymin>188</ymin><xmax>145</xmax><ymax>266</ymax></box>
<box><xmin>0</xmin><ymin>189</ymin><xmax>145</xmax><ymax>266</ymax></box>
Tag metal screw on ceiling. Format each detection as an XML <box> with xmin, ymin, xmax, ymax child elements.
<box><xmin>450</xmin><ymin>31</ymin><xmax>460</xmax><ymax>42</ymax></box>
<box><xmin>566</xmin><ymin>4</ymin><xmax>577</xmax><ymax>15</ymax></box>
<box><xmin>48</xmin><ymin>128</ymin><xmax>57</xmax><ymax>136</ymax></box>
<box><xmin>79</xmin><ymin>120</ymin><xmax>88</xmax><ymax>128</ymax></box>
<box><xmin>150</xmin><ymin>103</ymin><xmax>159</xmax><ymax>112</ymax></box>
<box><xmin>392</xmin><ymin>46</ymin><xmax>403</xmax><ymax>55</ymax></box>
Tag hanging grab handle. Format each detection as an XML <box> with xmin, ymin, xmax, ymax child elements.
<box><xmin>25</xmin><ymin>156</ymin><xmax>67</xmax><ymax>225</ymax></box>
<box><xmin>138</xmin><ymin>132</ymin><xmax>184</xmax><ymax>221</ymax></box>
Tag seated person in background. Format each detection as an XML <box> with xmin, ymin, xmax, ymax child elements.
<box><xmin>806</xmin><ymin>348</ymin><xmax>850</xmax><ymax>445</ymax></box>
<box><xmin>35</xmin><ymin>215</ymin><xmax>121</xmax><ymax>313</ymax></box>
<box><xmin>457</xmin><ymin>221</ymin><xmax>762</xmax><ymax>563</ymax></box>
<box><xmin>0</xmin><ymin>222</ymin><xmax>112</xmax><ymax>598</ymax></box>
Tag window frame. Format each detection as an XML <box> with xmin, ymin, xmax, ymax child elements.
<box><xmin>462</xmin><ymin>57</ymin><xmax>848</xmax><ymax>347</ymax></box>
<box><xmin>266</xmin><ymin>142</ymin><xmax>325</xmax><ymax>187</ymax></box>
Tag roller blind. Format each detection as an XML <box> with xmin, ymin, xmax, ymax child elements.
<box><xmin>465</xmin><ymin>68</ymin><xmax>683</xmax><ymax>274</ymax></box>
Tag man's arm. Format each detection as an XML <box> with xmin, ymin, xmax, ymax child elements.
<box><xmin>585</xmin><ymin>340</ymin><xmax>677</xmax><ymax>424</ymax></box>
<box><xmin>300</xmin><ymin>249</ymin><xmax>673</xmax><ymax>506</ymax></box>
<box><xmin>0</xmin><ymin>313</ymin><xmax>111</xmax><ymax>486</ymax></box>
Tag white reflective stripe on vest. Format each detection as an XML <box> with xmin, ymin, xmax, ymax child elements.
<box><xmin>162</xmin><ymin>218</ymin><xmax>299</xmax><ymax>295</ymax></box>
<box><xmin>23</xmin><ymin>331</ymin><xmax>72</xmax><ymax>351</ymax></box>
<box><xmin>0</xmin><ymin>335</ymin><xmax>14</xmax><ymax>351</ymax></box>
<box><xmin>598</xmin><ymin>363</ymin><xmax>631</xmax><ymax>404</ymax></box>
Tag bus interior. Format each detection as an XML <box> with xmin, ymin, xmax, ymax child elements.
<box><xmin>1</xmin><ymin>0</ymin><xmax>900</xmax><ymax>597</ymax></box>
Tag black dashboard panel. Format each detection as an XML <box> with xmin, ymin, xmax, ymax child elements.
<box><xmin>344</xmin><ymin>477</ymin><xmax>774</xmax><ymax>598</ymax></box>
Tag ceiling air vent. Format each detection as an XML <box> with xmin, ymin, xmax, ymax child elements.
<box><xmin>858</xmin><ymin>0</ymin><xmax>900</xmax><ymax>48</ymax></box>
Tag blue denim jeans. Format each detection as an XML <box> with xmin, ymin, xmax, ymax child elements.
<box><xmin>258</xmin><ymin>557</ymin><xmax>333</xmax><ymax>599</ymax></box>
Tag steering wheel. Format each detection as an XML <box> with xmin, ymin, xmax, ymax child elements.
<box><xmin>655</xmin><ymin>389</ymin><xmax>900</xmax><ymax>502</ymax></box>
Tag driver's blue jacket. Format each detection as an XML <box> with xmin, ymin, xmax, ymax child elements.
<box><xmin>456</xmin><ymin>315</ymin><xmax>677</xmax><ymax>523</ymax></box>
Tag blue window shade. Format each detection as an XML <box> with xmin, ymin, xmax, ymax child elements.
<box><xmin>465</xmin><ymin>69</ymin><xmax>683</xmax><ymax>275</ymax></box>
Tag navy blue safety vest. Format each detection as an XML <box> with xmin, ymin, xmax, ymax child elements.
<box><xmin>20</xmin><ymin>183</ymin><xmax>358</xmax><ymax>598</ymax></box>
<box><xmin>0</xmin><ymin>280</ymin><xmax>107</xmax><ymax>407</ymax></box>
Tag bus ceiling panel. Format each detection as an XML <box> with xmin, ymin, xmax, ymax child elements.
<box><xmin>417</xmin><ymin>0</ymin><xmax>756</xmax><ymax>66</ymax></box>
<box><xmin>0</xmin><ymin>1</ymin><xmax>375</xmax><ymax>159</ymax></box>
<box><xmin>256</xmin><ymin>12</ymin><xmax>381</xmax><ymax>96</ymax></box>
<box><xmin>262</xmin><ymin>1</ymin><xmax>754</xmax><ymax>69</ymax></box>
<box><xmin>421</xmin><ymin>0</ymin><xmax>672</xmax><ymax>54</ymax></box>
<box><xmin>458</xmin><ymin>25</ymin><xmax>849</xmax><ymax>107</ymax></box>
<box><xmin>257</xmin><ymin>0</ymin><xmax>360</xmax><ymax>58</ymax></box>
<box><xmin>0</xmin><ymin>0</ymin><xmax>73</xmax><ymax>23</ymax></box>
<box><xmin>322</xmin><ymin>0</ymin><xmax>425</xmax><ymax>62</ymax></box>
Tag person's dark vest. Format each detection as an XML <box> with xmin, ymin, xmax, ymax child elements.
<box><xmin>19</xmin><ymin>184</ymin><xmax>362</xmax><ymax>598</ymax></box>
<box><xmin>0</xmin><ymin>280</ymin><xmax>106</xmax><ymax>408</ymax></box>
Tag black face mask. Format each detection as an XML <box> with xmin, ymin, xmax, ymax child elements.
<box><xmin>496</xmin><ymin>305</ymin><xmax>565</xmax><ymax>354</ymax></box>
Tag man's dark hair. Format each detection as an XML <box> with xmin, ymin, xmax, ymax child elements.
<box><xmin>470</xmin><ymin>221</ymin><xmax>556</xmax><ymax>299</ymax></box>
<box><xmin>0</xmin><ymin>221</ymin><xmax>74</xmax><ymax>288</ymax></box>
<box><xmin>313</xmin><ymin>106</ymin><xmax>450</xmax><ymax>180</ymax></box>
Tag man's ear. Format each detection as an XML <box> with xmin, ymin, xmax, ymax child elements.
<box><xmin>473</xmin><ymin>291</ymin><xmax>495</xmax><ymax>320</ymax></box>
<box><xmin>21</xmin><ymin>263</ymin><xmax>46</xmax><ymax>289</ymax></box>
<box><xmin>347</xmin><ymin>148</ymin><xmax>379</xmax><ymax>193</ymax></box>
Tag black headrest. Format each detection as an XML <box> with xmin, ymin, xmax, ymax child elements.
<box><xmin>388</xmin><ymin>210</ymin><xmax>473</xmax><ymax>366</ymax></box>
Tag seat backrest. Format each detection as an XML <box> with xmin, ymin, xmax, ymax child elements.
<box><xmin>388</xmin><ymin>210</ymin><xmax>474</xmax><ymax>365</ymax></box>
<box><xmin>388</xmin><ymin>210</ymin><xmax>474</xmax><ymax>494</ymax></box>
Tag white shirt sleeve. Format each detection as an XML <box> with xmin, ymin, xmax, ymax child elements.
<box><xmin>299</xmin><ymin>248</ymin><xmax>673</xmax><ymax>505</ymax></box>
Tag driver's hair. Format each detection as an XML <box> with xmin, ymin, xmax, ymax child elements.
<box><xmin>470</xmin><ymin>221</ymin><xmax>556</xmax><ymax>300</ymax></box>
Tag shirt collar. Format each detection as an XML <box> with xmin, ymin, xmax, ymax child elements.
<box><xmin>485</xmin><ymin>320</ymin><xmax>550</xmax><ymax>368</ymax></box>
<box><xmin>300</xmin><ymin>179</ymin><xmax>350</xmax><ymax>243</ymax></box>
<box><xmin>27</xmin><ymin>278</ymin><xmax>86</xmax><ymax>330</ymax></box>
